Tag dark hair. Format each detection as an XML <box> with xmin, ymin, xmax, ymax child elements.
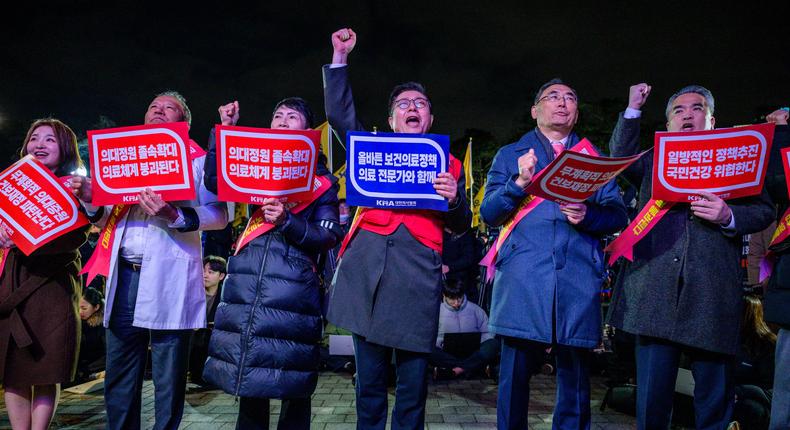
<box><xmin>203</xmin><ymin>255</ymin><xmax>227</xmax><ymax>275</ymax></box>
<box><xmin>665</xmin><ymin>85</ymin><xmax>715</xmax><ymax>119</ymax></box>
<box><xmin>82</xmin><ymin>287</ymin><xmax>104</xmax><ymax>308</ymax></box>
<box><xmin>533</xmin><ymin>78</ymin><xmax>578</xmax><ymax>105</ymax></box>
<box><xmin>442</xmin><ymin>278</ymin><xmax>464</xmax><ymax>299</ymax></box>
<box><xmin>19</xmin><ymin>118</ymin><xmax>84</xmax><ymax>176</ymax></box>
<box><xmin>273</xmin><ymin>97</ymin><xmax>314</xmax><ymax>128</ymax></box>
<box><xmin>388</xmin><ymin>82</ymin><xmax>432</xmax><ymax>115</ymax></box>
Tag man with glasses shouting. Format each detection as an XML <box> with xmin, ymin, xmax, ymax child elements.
<box><xmin>323</xmin><ymin>28</ymin><xmax>471</xmax><ymax>430</ymax></box>
<box><xmin>481</xmin><ymin>79</ymin><xmax>628</xmax><ymax>429</ymax></box>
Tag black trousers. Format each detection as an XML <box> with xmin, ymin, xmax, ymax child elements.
<box><xmin>236</xmin><ymin>396</ymin><xmax>311</xmax><ymax>430</ymax></box>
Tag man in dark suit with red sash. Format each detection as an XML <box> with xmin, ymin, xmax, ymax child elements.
<box><xmin>324</xmin><ymin>28</ymin><xmax>471</xmax><ymax>430</ymax></box>
<box><xmin>608</xmin><ymin>84</ymin><xmax>775</xmax><ymax>429</ymax></box>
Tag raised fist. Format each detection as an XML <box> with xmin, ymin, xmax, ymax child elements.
<box><xmin>218</xmin><ymin>101</ymin><xmax>240</xmax><ymax>126</ymax></box>
<box><xmin>515</xmin><ymin>149</ymin><xmax>537</xmax><ymax>189</ymax></box>
<box><xmin>627</xmin><ymin>83</ymin><xmax>652</xmax><ymax>110</ymax></box>
<box><xmin>766</xmin><ymin>109</ymin><xmax>789</xmax><ymax>125</ymax></box>
<box><xmin>331</xmin><ymin>28</ymin><xmax>357</xmax><ymax>64</ymax></box>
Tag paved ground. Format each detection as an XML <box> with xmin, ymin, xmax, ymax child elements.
<box><xmin>0</xmin><ymin>371</ymin><xmax>641</xmax><ymax>429</ymax></box>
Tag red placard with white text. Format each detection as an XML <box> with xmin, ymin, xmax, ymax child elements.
<box><xmin>88</xmin><ymin>122</ymin><xmax>195</xmax><ymax>205</ymax></box>
<box><xmin>652</xmin><ymin>123</ymin><xmax>775</xmax><ymax>202</ymax></box>
<box><xmin>0</xmin><ymin>156</ymin><xmax>89</xmax><ymax>255</ymax></box>
<box><xmin>216</xmin><ymin>125</ymin><xmax>318</xmax><ymax>204</ymax></box>
<box><xmin>524</xmin><ymin>139</ymin><xmax>644</xmax><ymax>203</ymax></box>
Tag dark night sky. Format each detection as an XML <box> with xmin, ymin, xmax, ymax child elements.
<box><xmin>1</xmin><ymin>1</ymin><xmax>789</xmax><ymax>166</ymax></box>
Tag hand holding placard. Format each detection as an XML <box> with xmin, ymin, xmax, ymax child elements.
<box><xmin>559</xmin><ymin>202</ymin><xmax>587</xmax><ymax>225</ymax></box>
<box><xmin>138</xmin><ymin>188</ymin><xmax>179</xmax><ymax>223</ymax></box>
<box><xmin>0</xmin><ymin>225</ymin><xmax>14</xmax><ymax>249</ymax></box>
<box><xmin>70</xmin><ymin>176</ymin><xmax>93</xmax><ymax>202</ymax></box>
<box><xmin>433</xmin><ymin>172</ymin><xmax>458</xmax><ymax>205</ymax></box>
<box><xmin>690</xmin><ymin>190</ymin><xmax>733</xmax><ymax>225</ymax></box>
<box><xmin>261</xmin><ymin>198</ymin><xmax>286</xmax><ymax>225</ymax></box>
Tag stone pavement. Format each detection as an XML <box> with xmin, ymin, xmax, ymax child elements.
<box><xmin>0</xmin><ymin>372</ymin><xmax>640</xmax><ymax>429</ymax></box>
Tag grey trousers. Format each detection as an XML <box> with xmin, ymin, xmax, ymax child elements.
<box><xmin>770</xmin><ymin>328</ymin><xmax>790</xmax><ymax>430</ymax></box>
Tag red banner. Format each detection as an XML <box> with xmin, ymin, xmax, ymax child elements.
<box><xmin>80</xmin><ymin>204</ymin><xmax>130</xmax><ymax>285</ymax></box>
<box><xmin>652</xmin><ymin>123</ymin><xmax>774</xmax><ymax>202</ymax></box>
<box><xmin>88</xmin><ymin>122</ymin><xmax>196</xmax><ymax>205</ymax></box>
<box><xmin>216</xmin><ymin>126</ymin><xmax>318</xmax><ymax>204</ymax></box>
<box><xmin>524</xmin><ymin>139</ymin><xmax>644</xmax><ymax>203</ymax></box>
<box><xmin>0</xmin><ymin>156</ymin><xmax>89</xmax><ymax>255</ymax></box>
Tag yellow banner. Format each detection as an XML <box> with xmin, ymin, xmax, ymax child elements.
<box><xmin>472</xmin><ymin>180</ymin><xmax>485</xmax><ymax>228</ymax></box>
<box><xmin>463</xmin><ymin>139</ymin><xmax>473</xmax><ymax>193</ymax></box>
<box><xmin>315</xmin><ymin>121</ymin><xmax>331</xmax><ymax>163</ymax></box>
<box><xmin>334</xmin><ymin>164</ymin><xmax>347</xmax><ymax>200</ymax></box>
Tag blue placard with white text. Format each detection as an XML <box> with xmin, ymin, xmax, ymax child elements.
<box><xmin>346</xmin><ymin>131</ymin><xmax>450</xmax><ymax>211</ymax></box>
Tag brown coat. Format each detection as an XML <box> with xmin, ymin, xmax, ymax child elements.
<box><xmin>0</xmin><ymin>226</ymin><xmax>88</xmax><ymax>386</ymax></box>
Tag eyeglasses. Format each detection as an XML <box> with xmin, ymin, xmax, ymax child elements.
<box><xmin>393</xmin><ymin>98</ymin><xmax>430</xmax><ymax>110</ymax></box>
<box><xmin>538</xmin><ymin>93</ymin><xmax>578</xmax><ymax>104</ymax></box>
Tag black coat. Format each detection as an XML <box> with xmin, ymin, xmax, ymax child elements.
<box><xmin>442</xmin><ymin>229</ymin><xmax>481</xmax><ymax>286</ymax></box>
<box><xmin>202</xmin><ymin>130</ymin><xmax>342</xmax><ymax>399</ymax></box>
<box><xmin>607</xmin><ymin>114</ymin><xmax>775</xmax><ymax>355</ymax></box>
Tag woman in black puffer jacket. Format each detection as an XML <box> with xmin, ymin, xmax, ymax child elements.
<box><xmin>202</xmin><ymin>97</ymin><xmax>341</xmax><ymax>430</ymax></box>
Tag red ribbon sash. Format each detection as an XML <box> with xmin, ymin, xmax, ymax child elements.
<box><xmin>80</xmin><ymin>204</ymin><xmax>130</xmax><ymax>285</ymax></box>
<box><xmin>604</xmin><ymin>199</ymin><xmax>675</xmax><ymax>265</ymax></box>
<box><xmin>234</xmin><ymin>176</ymin><xmax>332</xmax><ymax>255</ymax></box>
<box><xmin>769</xmin><ymin>207</ymin><xmax>790</xmax><ymax>249</ymax></box>
<box><xmin>758</xmin><ymin>207</ymin><xmax>790</xmax><ymax>282</ymax></box>
<box><xmin>479</xmin><ymin>194</ymin><xmax>544</xmax><ymax>282</ymax></box>
<box><xmin>189</xmin><ymin>139</ymin><xmax>206</xmax><ymax>159</ymax></box>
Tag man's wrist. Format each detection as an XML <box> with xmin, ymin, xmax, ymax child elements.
<box><xmin>624</xmin><ymin>107</ymin><xmax>642</xmax><ymax>119</ymax></box>
<box><xmin>331</xmin><ymin>52</ymin><xmax>348</xmax><ymax>65</ymax></box>
<box><xmin>719</xmin><ymin>208</ymin><xmax>734</xmax><ymax>228</ymax></box>
<box><xmin>164</xmin><ymin>205</ymin><xmax>183</xmax><ymax>226</ymax></box>
<box><xmin>515</xmin><ymin>177</ymin><xmax>531</xmax><ymax>189</ymax></box>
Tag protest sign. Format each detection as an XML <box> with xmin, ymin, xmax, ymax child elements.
<box><xmin>525</xmin><ymin>139</ymin><xmax>643</xmax><ymax>203</ymax></box>
<box><xmin>88</xmin><ymin>122</ymin><xmax>195</xmax><ymax>205</ymax></box>
<box><xmin>346</xmin><ymin>131</ymin><xmax>450</xmax><ymax>211</ymax></box>
<box><xmin>216</xmin><ymin>126</ymin><xmax>318</xmax><ymax>204</ymax></box>
<box><xmin>652</xmin><ymin>123</ymin><xmax>774</xmax><ymax>201</ymax></box>
<box><xmin>0</xmin><ymin>156</ymin><xmax>89</xmax><ymax>255</ymax></box>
